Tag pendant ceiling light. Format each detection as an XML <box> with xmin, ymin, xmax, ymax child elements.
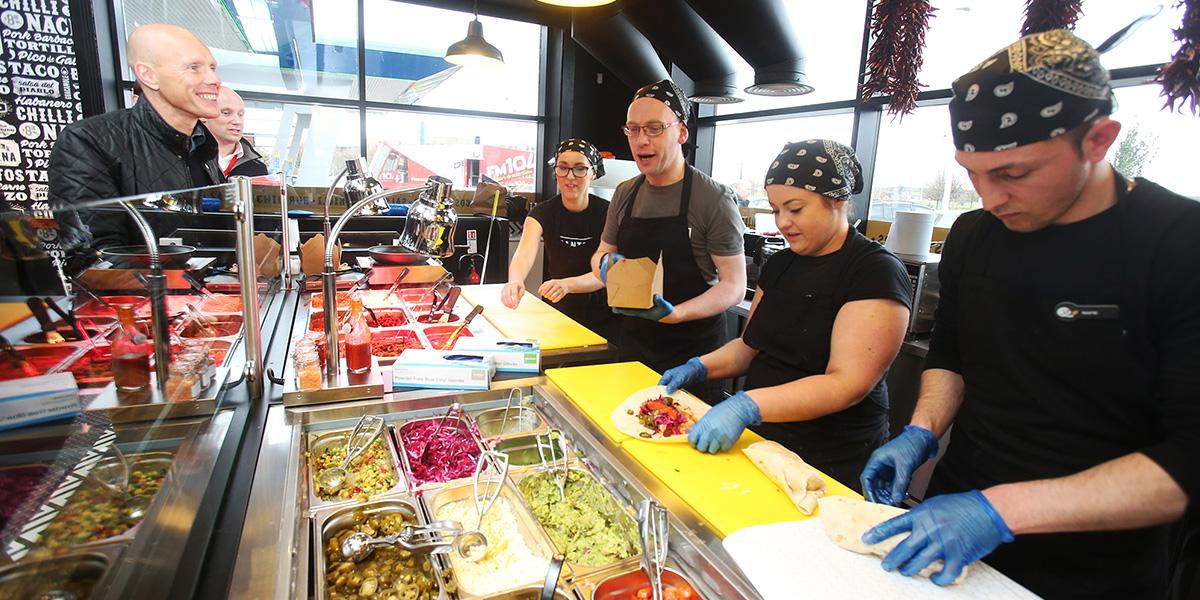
<box><xmin>537</xmin><ymin>0</ymin><xmax>616</xmax><ymax>6</ymax></box>
<box><xmin>445</xmin><ymin>1</ymin><xmax>504</xmax><ymax>68</ymax></box>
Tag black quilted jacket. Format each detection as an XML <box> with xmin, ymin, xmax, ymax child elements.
<box><xmin>48</xmin><ymin>98</ymin><xmax>225</xmax><ymax>251</ymax></box>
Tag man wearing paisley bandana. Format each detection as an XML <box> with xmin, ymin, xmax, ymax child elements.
<box><xmin>590</xmin><ymin>79</ymin><xmax>746</xmax><ymax>402</ymax></box>
<box><xmin>860</xmin><ymin>30</ymin><xmax>1200</xmax><ymax>598</ymax></box>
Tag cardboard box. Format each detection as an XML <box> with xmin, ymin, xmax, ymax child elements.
<box><xmin>454</xmin><ymin>338</ymin><xmax>540</xmax><ymax>373</ymax></box>
<box><xmin>0</xmin><ymin>373</ymin><xmax>81</xmax><ymax>432</ymax></box>
<box><xmin>606</xmin><ymin>253</ymin><xmax>663</xmax><ymax>310</ymax></box>
<box><xmin>391</xmin><ymin>349</ymin><xmax>495</xmax><ymax>391</ymax></box>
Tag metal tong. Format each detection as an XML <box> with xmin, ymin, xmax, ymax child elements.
<box><xmin>638</xmin><ymin>500</ymin><xmax>670</xmax><ymax>600</ymax></box>
<box><xmin>341</xmin><ymin>519</ymin><xmax>470</xmax><ymax>562</ymax></box>
<box><xmin>456</xmin><ymin>449</ymin><xmax>511</xmax><ymax>561</ymax></box>
<box><xmin>535</xmin><ymin>429</ymin><xmax>569</xmax><ymax>502</ymax></box>
<box><xmin>317</xmin><ymin>415</ymin><xmax>385</xmax><ymax>492</ymax></box>
<box><xmin>496</xmin><ymin>388</ymin><xmax>521</xmax><ymax>437</ymax></box>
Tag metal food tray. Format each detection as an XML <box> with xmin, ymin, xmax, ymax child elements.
<box><xmin>420</xmin><ymin>480</ymin><xmax>567</xmax><ymax>599</ymax></box>
<box><xmin>509</xmin><ymin>465</ymin><xmax>642</xmax><ymax>581</ymax></box>
<box><xmin>573</xmin><ymin>563</ymin><xmax>701</xmax><ymax>600</ymax></box>
<box><xmin>0</xmin><ymin>543</ymin><xmax>126</xmax><ymax>599</ymax></box>
<box><xmin>17</xmin><ymin>451</ymin><xmax>175</xmax><ymax>558</ymax></box>
<box><xmin>311</xmin><ymin>496</ymin><xmax>449</xmax><ymax>600</ymax></box>
<box><xmin>488</xmin><ymin>434</ymin><xmax>568</xmax><ymax>471</ymax></box>
<box><xmin>306</xmin><ymin>428</ymin><xmax>407</xmax><ymax>512</ymax></box>
<box><xmin>392</xmin><ymin>416</ymin><xmax>489</xmax><ymax>493</ymax></box>
<box><xmin>472</xmin><ymin>406</ymin><xmax>549</xmax><ymax>442</ymax></box>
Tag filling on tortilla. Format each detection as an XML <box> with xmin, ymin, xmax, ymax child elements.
<box><xmin>628</xmin><ymin>395</ymin><xmax>696</xmax><ymax>438</ymax></box>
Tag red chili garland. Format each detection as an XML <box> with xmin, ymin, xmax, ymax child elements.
<box><xmin>1021</xmin><ymin>0</ymin><xmax>1084</xmax><ymax>36</ymax></box>
<box><xmin>1159</xmin><ymin>0</ymin><xmax>1200</xmax><ymax>113</ymax></box>
<box><xmin>860</xmin><ymin>0</ymin><xmax>937</xmax><ymax>117</ymax></box>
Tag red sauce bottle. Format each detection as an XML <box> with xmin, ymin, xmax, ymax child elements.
<box><xmin>344</xmin><ymin>297</ymin><xmax>372</xmax><ymax>373</ymax></box>
<box><xmin>111</xmin><ymin>305</ymin><xmax>152</xmax><ymax>392</ymax></box>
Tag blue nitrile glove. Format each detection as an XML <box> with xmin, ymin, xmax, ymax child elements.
<box><xmin>659</xmin><ymin>357</ymin><xmax>708</xmax><ymax>394</ymax></box>
<box><xmin>687</xmin><ymin>391</ymin><xmax>761</xmax><ymax>454</ymax></box>
<box><xmin>599</xmin><ymin>252</ymin><xmax>625</xmax><ymax>284</ymax></box>
<box><xmin>613</xmin><ymin>294</ymin><xmax>674</xmax><ymax>321</ymax></box>
<box><xmin>863</xmin><ymin>490</ymin><xmax>1014</xmax><ymax>586</ymax></box>
<box><xmin>860</xmin><ymin>425</ymin><xmax>939</xmax><ymax>506</ymax></box>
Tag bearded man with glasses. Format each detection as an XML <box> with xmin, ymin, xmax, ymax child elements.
<box><xmin>590</xmin><ymin>79</ymin><xmax>747</xmax><ymax>403</ymax></box>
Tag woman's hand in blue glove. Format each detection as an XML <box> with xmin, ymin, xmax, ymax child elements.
<box><xmin>659</xmin><ymin>357</ymin><xmax>708</xmax><ymax>394</ymax></box>
<box><xmin>687</xmin><ymin>391</ymin><xmax>762</xmax><ymax>454</ymax></box>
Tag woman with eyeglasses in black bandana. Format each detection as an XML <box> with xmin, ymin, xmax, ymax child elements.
<box><xmin>501</xmin><ymin>138</ymin><xmax>617</xmax><ymax>339</ymax></box>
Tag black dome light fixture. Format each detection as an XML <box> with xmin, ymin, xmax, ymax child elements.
<box><xmin>537</xmin><ymin>0</ymin><xmax>616</xmax><ymax>6</ymax></box>
<box><xmin>445</xmin><ymin>1</ymin><xmax>504</xmax><ymax>68</ymax></box>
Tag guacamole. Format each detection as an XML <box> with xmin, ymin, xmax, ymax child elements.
<box><xmin>518</xmin><ymin>469</ymin><xmax>640</xmax><ymax>567</ymax></box>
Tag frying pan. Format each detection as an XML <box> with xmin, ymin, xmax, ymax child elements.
<box><xmin>367</xmin><ymin>245</ymin><xmax>427</xmax><ymax>266</ymax></box>
<box><xmin>100</xmin><ymin>245</ymin><xmax>195</xmax><ymax>269</ymax></box>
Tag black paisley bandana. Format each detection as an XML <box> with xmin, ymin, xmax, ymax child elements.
<box><xmin>548</xmin><ymin>138</ymin><xmax>605</xmax><ymax>178</ymax></box>
<box><xmin>632</xmin><ymin>79</ymin><xmax>691</xmax><ymax>122</ymax></box>
<box><xmin>764</xmin><ymin>139</ymin><xmax>863</xmax><ymax>200</ymax></box>
<box><xmin>949</xmin><ymin>29</ymin><xmax>1113</xmax><ymax>152</ymax></box>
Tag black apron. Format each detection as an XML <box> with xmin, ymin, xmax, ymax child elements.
<box><xmin>540</xmin><ymin>195</ymin><xmax>617</xmax><ymax>340</ymax></box>
<box><xmin>614</xmin><ymin>166</ymin><xmax>728</xmax><ymax>402</ymax></box>
<box><xmin>741</xmin><ymin>239</ymin><xmax>889</xmax><ymax>492</ymax></box>
<box><xmin>930</xmin><ymin>176</ymin><xmax>1168</xmax><ymax>599</ymax></box>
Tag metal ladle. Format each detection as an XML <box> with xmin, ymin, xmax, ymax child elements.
<box><xmin>341</xmin><ymin>519</ymin><xmax>471</xmax><ymax>562</ymax></box>
<box><xmin>454</xmin><ymin>450</ymin><xmax>511</xmax><ymax>562</ymax></box>
<box><xmin>317</xmin><ymin>415</ymin><xmax>385</xmax><ymax>492</ymax></box>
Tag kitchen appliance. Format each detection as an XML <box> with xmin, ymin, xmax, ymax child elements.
<box><xmin>399</xmin><ymin>175</ymin><xmax>457</xmax><ymax>258</ymax></box>
<box><xmin>896</xmin><ymin>252</ymin><xmax>940</xmax><ymax>337</ymax></box>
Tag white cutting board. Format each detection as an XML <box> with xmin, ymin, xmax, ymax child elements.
<box><xmin>723</xmin><ymin>519</ymin><xmax>1042</xmax><ymax>599</ymax></box>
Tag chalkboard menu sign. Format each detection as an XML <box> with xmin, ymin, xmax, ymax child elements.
<box><xmin>0</xmin><ymin>0</ymin><xmax>88</xmax><ymax>290</ymax></box>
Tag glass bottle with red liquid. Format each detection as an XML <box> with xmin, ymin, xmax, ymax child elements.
<box><xmin>344</xmin><ymin>297</ymin><xmax>372</xmax><ymax>374</ymax></box>
<box><xmin>111</xmin><ymin>305</ymin><xmax>152</xmax><ymax>392</ymax></box>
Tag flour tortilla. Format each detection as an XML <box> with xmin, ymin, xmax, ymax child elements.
<box><xmin>611</xmin><ymin>385</ymin><xmax>709</xmax><ymax>443</ymax></box>
<box><xmin>817</xmin><ymin>496</ymin><xmax>969</xmax><ymax>584</ymax></box>
<box><xmin>743</xmin><ymin>440</ymin><xmax>827</xmax><ymax>515</ymax></box>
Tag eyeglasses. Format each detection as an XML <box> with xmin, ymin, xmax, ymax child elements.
<box><xmin>622</xmin><ymin>121</ymin><xmax>680</xmax><ymax>138</ymax></box>
<box><xmin>553</xmin><ymin>165</ymin><xmax>592</xmax><ymax>177</ymax></box>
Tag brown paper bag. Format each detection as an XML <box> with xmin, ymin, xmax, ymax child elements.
<box><xmin>254</xmin><ymin>233</ymin><xmax>282</xmax><ymax>279</ymax></box>
<box><xmin>605</xmin><ymin>253</ymin><xmax>664</xmax><ymax>309</ymax></box>
<box><xmin>300</xmin><ymin>233</ymin><xmax>340</xmax><ymax>276</ymax></box>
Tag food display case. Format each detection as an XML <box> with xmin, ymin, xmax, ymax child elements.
<box><xmin>0</xmin><ymin>179</ymin><xmax>276</xmax><ymax>600</ymax></box>
<box><xmin>231</xmin><ymin>383</ymin><xmax>761</xmax><ymax>599</ymax></box>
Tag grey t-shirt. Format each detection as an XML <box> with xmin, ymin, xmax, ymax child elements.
<box><xmin>601</xmin><ymin>168</ymin><xmax>745</xmax><ymax>284</ymax></box>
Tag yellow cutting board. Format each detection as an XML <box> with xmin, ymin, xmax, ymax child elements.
<box><xmin>547</xmin><ymin>362</ymin><xmax>860</xmax><ymax>537</ymax></box>
<box><xmin>460</xmin><ymin>284</ymin><xmax>606</xmax><ymax>351</ymax></box>
<box><xmin>0</xmin><ymin>303</ymin><xmax>32</xmax><ymax>331</ymax></box>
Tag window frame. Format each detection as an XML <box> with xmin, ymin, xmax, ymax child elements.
<box><xmin>106</xmin><ymin>0</ymin><xmax>550</xmax><ymax>195</ymax></box>
<box><xmin>693</xmin><ymin>3</ymin><xmax>1177</xmax><ymax>227</ymax></box>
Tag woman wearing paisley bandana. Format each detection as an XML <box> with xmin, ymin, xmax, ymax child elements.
<box><xmin>659</xmin><ymin>139</ymin><xmax>911</xmax><ymax>489</ymax></box>
<box><xmin>502</xmin><ymin>138</ymin><xmax>616</xmax><ymax>338</ymax></box>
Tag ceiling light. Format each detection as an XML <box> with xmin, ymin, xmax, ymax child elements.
<box><xmin>445</xmin><ymin>2</ymin><xmax>504</xmax><ymax>67</ymax></box>
<box><xmin>537</xmin><ymin>0</ymin><xmax>617</xmax><ymax>6</ymax></box>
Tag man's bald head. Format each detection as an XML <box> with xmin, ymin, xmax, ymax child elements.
<box><xmin>126</xmin><ymin>24</ymin><xmax>221</xmax><ymax>129</ymax></box>
<box><xmin>204</xmin><ymin>86</ymin><xmax>247</xmax><ymax>150</ymax></box>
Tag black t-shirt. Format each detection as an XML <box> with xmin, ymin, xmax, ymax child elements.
<box><xmin>748</xmin><ymin>228</ymin><xmax>912</xmax><ymax>374</ymax></box>
<box><xmin>923</xmin><ymin>176</ymin><xmax>1200</xmax><ymax>599</ymax></box>
<box><xmin>528</xmin><ymin>194</ymin><xmax>608</xmax><ymax>280</ymax></box>
<box><xmin>742</xmin><ymin>229</ymin><xmax>911</xmax><ymax>474</ymax></box>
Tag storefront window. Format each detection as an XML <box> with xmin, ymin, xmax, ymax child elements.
<box><xmin>237</xmin><ymin>101</ymin><xmax>359</xmax><ymax>187</ymax></box>
<box><xmin>710</xmin><ymin>112</ymin><xmax>855</xmax><ymax>206</ymax></box>
<box><xmin>363</xmin><ymin>1</ymin><xmax>542</xmax><ymax>115</ymax></box>
<box><xmin>118</xmin><ymin>0</ymin><xmax>360</xmax><ymax>99</ymax></box>
<box><xmin>716</xmin><ymin>0</ymin><xmax>868</xmax><ymax>115</ymax></box>
<box><xmin>364</xmin><ymin>111</ymin><xmax>539</xmax><ymax>193</ymax></box>
<box><xmin>869</xmin><ymin>103</ymin><xmax>978</xmax><ymax>227</ymax></box>
<box><xmin>1109</xmin><ymin>85</ymin><xmax>1200</xmax><ymax>201</ymax></box>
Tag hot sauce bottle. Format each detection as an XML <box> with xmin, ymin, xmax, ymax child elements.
<box><xmin>111</xmin><ymin>305</ymin><xmax>152</xmax><ymax>392</ymax></box>
<box><xmin>344</xmin><ymin>297</ymin><xmax>372</xmax><ymax>373</ymax></box>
